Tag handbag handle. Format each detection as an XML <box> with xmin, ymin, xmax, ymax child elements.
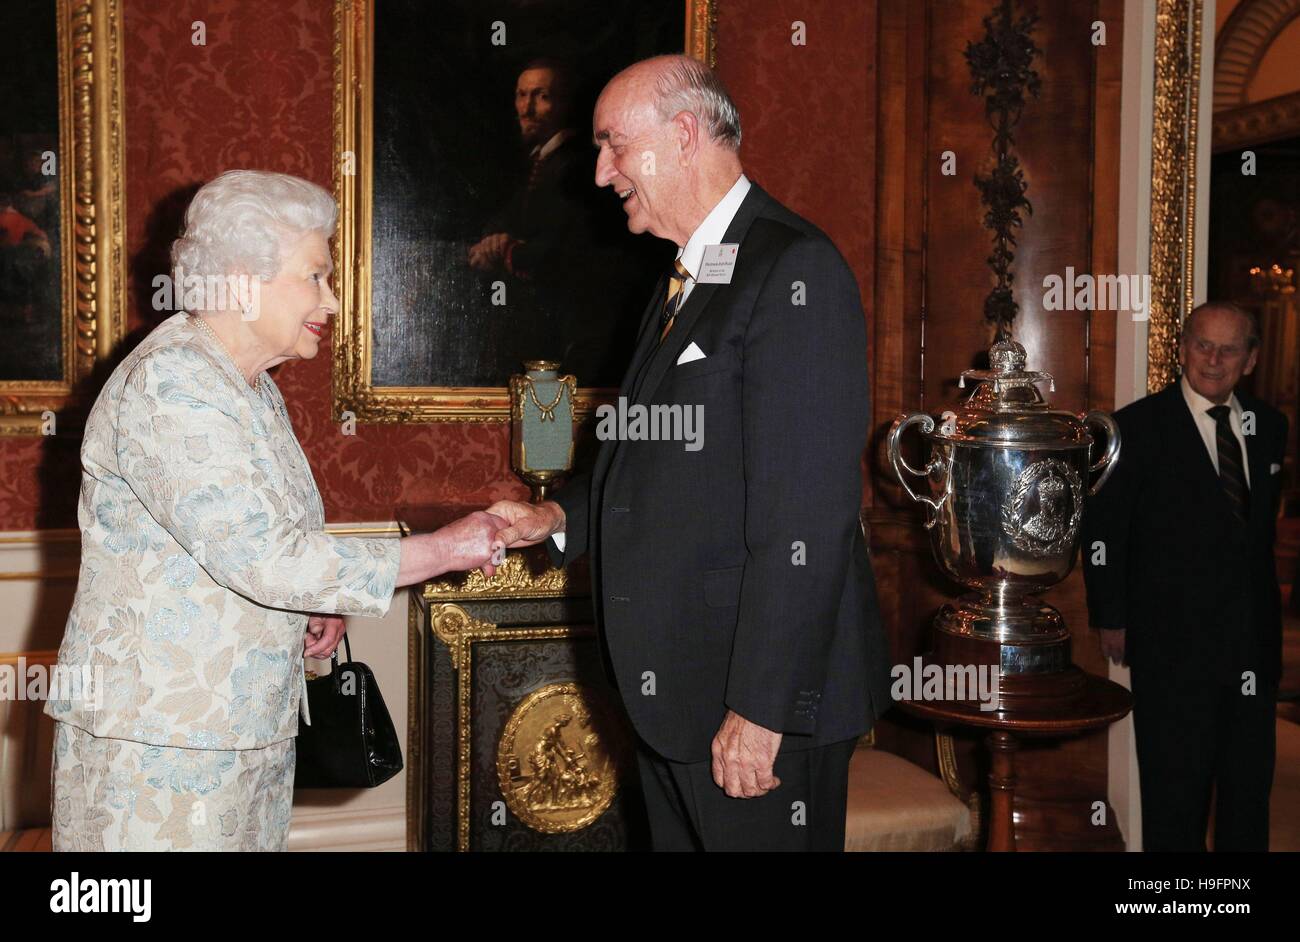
<box><xmin>329</xmin><ymin>633</ymin><xmax>353</xmax><ymax>692</ymax></box>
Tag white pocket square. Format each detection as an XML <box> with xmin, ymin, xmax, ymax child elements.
<box><xmin>676</xmin><ymin>342</ymin><xmax>706</xmax><ymax>365</ymax></box>
<box><xmin>1271</xmin><ymin>462</ymin><xmax>1282</xmax><ymax>475</ymax></box>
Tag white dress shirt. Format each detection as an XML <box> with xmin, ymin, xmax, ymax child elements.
<box><xmin>674</xmin><ymin>173</ymin><xmax>752</xmax><ymax>305</ymax></box>
<box><xmin>530</xmin><ymin>128</ymin><xmax>576</xmax><ymax>162</ymax></box>
<box><xmin>551</xmin><ymin>173</ymin><xmax>752</xmax><ymax>554</ymax></box>
<box><xmin>1180</xmin><ymin>375</ymin><xmax>1251</xmax><ymax>486</ymax></box>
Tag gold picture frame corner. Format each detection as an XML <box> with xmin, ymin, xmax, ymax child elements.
<box><xmin>0</xmin><ymin>0</ymin><xmax>128</xmax><ymax>434</ymax></box>
<box><xmin>331</xmin><ymin>0</ymin><xmax>715</xmax><ymax>424</ymax></box>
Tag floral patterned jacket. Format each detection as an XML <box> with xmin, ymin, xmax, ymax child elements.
<box><xmin>45</xmin><ymin>312</ymin><xmax>401</xmax><ymax>750</ymax></box>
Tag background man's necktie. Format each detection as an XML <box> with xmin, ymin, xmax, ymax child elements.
<box><xmin>1208</xmin><ymin>404</ymin><xmax>1249</xmax><ymax>524</ymax></box>
<box><xmin>526</xmin><ymin>149</ymin><xmax>545</xmax><ymax>191</ymax></box>
<box><xmin>660</xmin><ymin>259</ymin><xmax>691</xmax><ymax>343</ymax></box>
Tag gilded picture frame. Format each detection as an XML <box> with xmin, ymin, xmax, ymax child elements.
<box><xmin>0</xmin><ymin>0</ymin><xmax>127</xmax><ymax>435</ymax></box>
<box><xmin>332</xmin><ymin>0</ymin><xmax>717</xmax><ymax>423</ymax></box>
<box><xmin>1146</xmin><ymin>0</ymin><xmax>1204</xmax><ymax>393</ymax></box>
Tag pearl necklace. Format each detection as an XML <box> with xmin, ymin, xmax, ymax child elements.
<box><xmin>188</xmin><ymin>313</ymin><xmax>262</xmax><ymax>392</ymax></box>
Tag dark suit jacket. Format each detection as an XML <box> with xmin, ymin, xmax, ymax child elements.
<box><xmin>486</xmin><ymin>134</ymin><xmax>666</xmax><ymax>384</ymax></box>
<box><xmin>1081</xmin><ymin>382</ymin><xmax>1288</xmax><ymax>686</ymax></box>
<box><xmin>550</xmin><ymin>183</ymin><xmax>893</xmax><ymax>763</ymax></box>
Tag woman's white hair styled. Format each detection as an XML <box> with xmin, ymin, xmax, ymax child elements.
<box><xmin>653</xmin><ymin>56</ymin><xmax>742</xmax><ymax>151</ymax></box>
<box><xmin>171</xmin><ymin>170</ymin><xmax>337</xmax><ymax>282</ymax></box>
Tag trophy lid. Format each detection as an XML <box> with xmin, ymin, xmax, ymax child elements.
<box><xmin>934</xmin><ymin>339</ymin><xmax>1089</xmax><ymax>446</ymax></box>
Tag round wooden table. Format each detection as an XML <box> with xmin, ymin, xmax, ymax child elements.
<box><xmin>897</xmin><ymin>671</ymin><xmax>1133</xmax><ymax>851</ymax></box>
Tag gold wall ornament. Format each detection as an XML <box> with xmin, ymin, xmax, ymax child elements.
<box><xmin>331</xmin><ymin>0</ymin><xmax>718</xmax><ymax>422</ymax></box>
<box><xmin>1147</xmin><ymin>0</ymin><xmax>1204</xmax><ymax>394</ymax></box>
<box><xmin>0</xmin><ymin>0</ymin><xmax>127</xmax><ymax>435</ymax></box>
<box><xmin>416</xmin><ymin>598</ymin><xmax>601</xmax><ymax>851</ymax></box>
<box><xmin>427</xmin><ymin>601</ymin><xmax>495</xmax><ymax>670</ymax></box>
<box><xmin>422</xmin><ymin>549</ymin><xmax>587</xmax><ymax>601</ymax></box>
<box><xmin>496</xmin><ymin>682</ymin><xmax>626</xmax><ymax>834</ymax></box>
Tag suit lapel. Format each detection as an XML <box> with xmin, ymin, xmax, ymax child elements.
<box><xmin>624</xmin><ymin>274</ymin><xmax>669</xmax><ymax>394</ymax></box>
<box><xmin>1239</xmin><ymin>394</ymin><xmax>1269</xmax><ymax>527</ymax></box>
<box><xmin>1167</xmin><ymin>385</ymin><xmax>1219</xmax><ymax>481</ymax></box>
<box><xmin>631</xmin><ymin>185</ymin><xmax>771</xmax><ymax>406</ymax></box>
<box><xmin>591</xmin><ymin>274</ymin><xmax>668</xmax><ymax>488</ymax></box>
<box><xmin>631</xmin><ymin>281</ymin><xmax>722</xmax><ymax>404</ymax></box>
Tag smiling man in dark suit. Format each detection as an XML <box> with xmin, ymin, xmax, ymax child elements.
<box><xmin>486</xmin><ymin>54</ymin><xmax>891</xmax><ymax>851</ymax></box>
<box><xmin>1083</xmin><ymin>301</ymin><xmax>1288</xmax><ymax>851</ymax></box>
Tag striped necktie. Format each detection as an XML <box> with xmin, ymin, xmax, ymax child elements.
<box><xmin>660</xmin><ymin>259</ymin><xmax>691</xmax><ymax>343</ymax></box>
<box><xmin>1207</xmin><ymin>404</ymin><xmax>1249</xmax><ymax>525</ymax></box>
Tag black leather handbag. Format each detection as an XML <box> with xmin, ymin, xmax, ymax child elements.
<box><xmin>294</xmin><ymin>634</ymin><xmax>403</xmax><ymax>788</ymax></box>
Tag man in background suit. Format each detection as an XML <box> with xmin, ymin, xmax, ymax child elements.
<box><xmin>486</xmin><ymin>55</ymin><xmax>892</xmax><ymax>851</ymax></box>
<box><xmin>1083</xmin><ymin>302</ymin><xmax>1288</xmax><ymax>851</ymax></box>
<box><xmin>469</xmin><ymin>58</ymin><xmax>588</xmax><ymax>281</ymax></box>
<box><xmin>469</xmin><ymin>58</ymin><xmax>660</xmax><ymax>383</ymax></box>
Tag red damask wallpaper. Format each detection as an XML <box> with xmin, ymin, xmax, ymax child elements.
<box><xmin>0</xmin><ymin>0</ymin><xmax>872</xmax><ymax>531</ymax></box>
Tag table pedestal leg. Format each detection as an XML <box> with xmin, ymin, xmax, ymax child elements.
<box><xmin>986</xmin><ymin>730</ymin><xmax>1018</xmax><ymax>852</ymax></box>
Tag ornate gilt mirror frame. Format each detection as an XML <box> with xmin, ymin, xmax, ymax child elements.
<box><xmin>0</xmin><ymin>0</ymin><xmax>128</xmax><ymax>435</ymax></box>
<box><xmin>1148</xmin><ymin>0</ymin><xmax>1300</xmax><ymax>396</ymax></box>
<box><xmin>1146</xmin><ymin>0</ymin><xmax>1206</xmax><ymax>393</ymax></box>
<box><xmin>1147</xmin><ymin>0</ymin><xmax>1300</xmax><ymax>392</ymax></box>
<box><xmin>332</xmin><ymin>0</ymin><xmax>717</xmax><ymax>422</ymax></box>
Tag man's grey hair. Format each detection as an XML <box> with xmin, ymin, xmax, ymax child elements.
<box><xmin>653</xmin><ymin>56</ymin><xmax>742</xmax><ymax>151</ymax></box>
<box><xmin>171</xmin><ymin>169</ymin><xmax>337</xmax><ymax>281</ymax></box>
<box><xmin>1182</xmin><ymin>301</ymin><xmax>1261</xmax><ymax>350</ymax></box>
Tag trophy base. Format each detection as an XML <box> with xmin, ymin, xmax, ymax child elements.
<box><xmin>933</xmin><ymin>594</ymin><xmax>1071</xmax><ymax>675</ymax></box>
<box><xmin>926</xmin><ymin>592</ymin><xmax>1090</xmax><ymax>715</ymax></box>
<box><xmin>905</xmin><ymin>651</ymin><xmax>1089</xmax><ymax>717</ymax></box>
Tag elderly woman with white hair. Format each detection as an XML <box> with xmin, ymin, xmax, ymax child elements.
<box><xmin>44</xmin><ymin>170</ymin><xmax>503</xmax><ymax>851</ymax></box>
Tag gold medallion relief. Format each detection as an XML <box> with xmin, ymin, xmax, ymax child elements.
<box><xmin>497</xmin><ymin>683</ymin><xmax>624</xmax><ymax>833</ymax></box>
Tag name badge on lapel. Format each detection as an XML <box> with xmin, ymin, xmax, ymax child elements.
<box><xmin>698</xmin><ymin>244</ymin><xmax>739</xmax><ymax>284</ymax></box>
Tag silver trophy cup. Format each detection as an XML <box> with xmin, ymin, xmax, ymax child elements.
<box><xmin>888</xmin><ymin>339</ymin><xmax>1120</xmax><ymax>680</ymax></box>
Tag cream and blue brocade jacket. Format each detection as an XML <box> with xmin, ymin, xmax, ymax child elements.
<box><xmin>45</xmin><ymin>312</ymin><xmax>401</xmax><ymax>750</ymax></box>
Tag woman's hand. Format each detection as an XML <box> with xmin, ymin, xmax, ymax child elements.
<box><xmin>395</xmin><ymin>511</ymin><xmax>509</xmax><ymax>587</ymax></box>
<box><xmin>304</xmin><ymin>614</ymin><xmax>346</xmax><ymax>658</ymax></box>
<box><xmin>434</xmin><ymin>511</ymin><xmax>509</xmax><ymax>576</ymax></box>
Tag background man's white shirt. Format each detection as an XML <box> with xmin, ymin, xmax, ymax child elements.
<box><xmin>1181</xmin><ymin>375</ymin><xmax>1251</xmax><ymax>487</ymax></box>
<box><xmin>531</xmin><ymin>128</ymin><xmax>576</xmax><ymax>161</ymax></box>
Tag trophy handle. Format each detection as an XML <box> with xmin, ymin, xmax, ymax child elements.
<box><xmin>887</xmin><ymin>412</ymin><xmax>949</xmax><ymax>529</ymax></box>
<box><xmin>1082</xmin><ymin>410</ymin><xmax>1121</xmax><ymax>495</ymax></box>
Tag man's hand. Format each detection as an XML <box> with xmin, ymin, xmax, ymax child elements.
<box><xmin>486</xmin><ymin>500</ymin><xmax>565</xmax><ymax>559</ymax></box>
<box><xmin>711</xmin><ymin>709</ymin><xmax>783</xmax><ymax>798</ymax></box>
<box><xmin>468</xmin><ymin>232</ymin><xmax>513</xmax><ymax>271</ymax></box>
<box><xmin>304</xmin><ymin>614</ymin><xmax>346</xmax><ymax>659</ymax></box>
<box><xmin>1099</xmin><ymin>628</ymin><xmax>1126</xmax><ymax>666</ymax></box>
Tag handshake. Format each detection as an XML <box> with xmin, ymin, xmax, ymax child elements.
<box><xmin>399</xmin><ymin>500</ymin><xmax>567</xmax><ymax>586</ymax></box>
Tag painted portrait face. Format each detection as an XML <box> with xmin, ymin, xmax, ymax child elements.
<box><xmin>515</xmin><ymin>67</ymin><xmax>564</xmax><ymax>148</ymax></box>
